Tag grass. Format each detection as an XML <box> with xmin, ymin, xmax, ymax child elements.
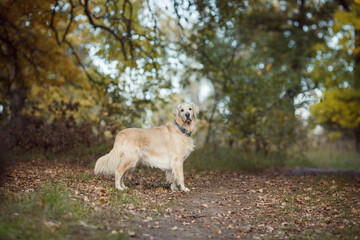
<box><xmin>107</xmin><ymin>189</ymin><xmax>140</xmax><ymax>208</ymax></box>
<box><xmin>0</xmin><ymin>183</ymin><xmax>127</xmax><ymax>240</ymax></box>
<box><xmin>185</xmin><ymin>148</ymin><xmax>287</xmax><ymax>172</ymax></box>
<box><xmin>13</xmin><ymin>141</ymin><xmax>360</xmax><ymax>172</ymax></box>
<box><xmin>304</xmin><ymin>147</ymin><xmax>360</xmax><ymax>170</ymax></box>
<box><xmin>186</xmin><ymin>146</ymin><xmax>360</xmax><ymax>172</ymax></box>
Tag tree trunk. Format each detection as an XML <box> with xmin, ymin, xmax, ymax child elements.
<box><xmin>354</xmin><ymin>29</ymin><xmax>360</xmax><ymax>88</ymax></box>
<box><xmin>204</xmin><ymin>94</ymin><xmax>219</xmax><ymax>147</ymax></box>
<box><xmin>355</xmin><ymin>126</ymin><xmax>360</xmax><ymax>153</ymax></box>
<box><xmin>10</xmin><ymin>84</ymin><xmax>27</xmax><ymax>130</ymax></box>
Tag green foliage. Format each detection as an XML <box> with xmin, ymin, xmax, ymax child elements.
<box><xmin>174</xmin><ymin>0</ymin><xmax>336</xmax><ymax>152</ymax></box>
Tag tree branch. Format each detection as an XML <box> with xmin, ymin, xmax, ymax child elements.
<box><xmin>82</xmin><ymin>0</ymin><xmax>128</xmax><ymax>60</ymax></box>
<box><xmin>338</xmin><ymin>0</ymin><xmax>351</xmax><ymax>12</ymax></box>
<box><xmin>64</xmin><ymin>39</ymin><xmax>96</xmax><ymax>84</ymax></box>
<box><xmin>62</xmin><ymin>0</ymin><xmax>75</xmax><ymax>43</ymax></box>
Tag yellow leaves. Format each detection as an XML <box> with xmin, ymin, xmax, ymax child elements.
<box><xmin>311</xmin><ymin>88</ymin><xmax>360</xmax><ymax>130</ymax></box>
<box><xmin>331</xmin><ymin>115</ymin><xmax>340</xmax><ymax>123</ymax></box>
<box><xmin>353</xmin><ymin>46</ymin><xmax>360</xmax><ymax>56</ymax></box>
<box><xmin>313</xmin><ymin>43</ymin><xmax>326</xmax><ymax>52</ymax></box>
<box><xmin>27</xmin><ymin>83</ymin><xmax>99</xmax><ymax>124</ymax></box>
<box><xmin>327</xmin><ymin>131</ymin><xmax>343</xmax><ymax>141</ymax></box>
<box><xmin>333</xmin><ymin>6</ymin><xmax>360</xmax><ymax>34</ymax></box>
<box><xmin>265</xmin><ymin>63</ymin><xmax>272</xmax><ymax>72</ymax></box>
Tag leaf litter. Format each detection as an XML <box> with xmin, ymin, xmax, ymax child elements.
<box><xmin>1</xmin><ymin>159</ymin><xmax>360</xmax><ymax>239</ymax></box>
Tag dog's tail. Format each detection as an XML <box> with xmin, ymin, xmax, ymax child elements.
<box><xmin>94</xmin><ymin>135</ymin><xmax>124</xmax><ymax>176</ymax></box>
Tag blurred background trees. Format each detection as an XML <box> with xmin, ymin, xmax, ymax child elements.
<box><xmin>0</xmin><ymin>0</ymin><xmax>359</xmax><ymax>156</ymax></box>
<box><xmin>0</xmin><ymin>0</ymin><xmax>169</xmax><ymax>151</ymax></box>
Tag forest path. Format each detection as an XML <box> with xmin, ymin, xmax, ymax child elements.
<box><xmin>2</xmin><ymin>159</ymin><xmax>360</xmax><ymax>239</ymax></box>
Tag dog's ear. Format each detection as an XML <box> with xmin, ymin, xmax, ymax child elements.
<box><xmin>172</xmin><ymin>104</ymin><xmax>181</xmax><ymax>118</ymax></box>
<box><xmin>191</xmin><ymin>103</ymin><xmax>199</xmax><ymax>117</ymax></box>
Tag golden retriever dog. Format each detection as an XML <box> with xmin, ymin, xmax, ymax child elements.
<box><xmin>94</xmin><ymin>102</ymin><xmax>199</xmax><ymax>191</ymax></box>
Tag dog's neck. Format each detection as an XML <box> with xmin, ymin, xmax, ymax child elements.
<box><xmin>174</xmin><ymin>122</ymin><xmax>191</xmax><ymax>136</ymax></box>
<box><xmin>174</xmin><ymin>116</ymin><xmax>196</xmax><ymax>136</ymax></box>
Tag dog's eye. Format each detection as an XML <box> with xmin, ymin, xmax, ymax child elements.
<box><xmin>181</xmin><ymin>109</ymin><xmax>184</xmax><ymax>112</ymax></box>
<box><xmin>189</xmin><ymin>108</ymin><xmax>192</xmax><ymax>111</ymax></box>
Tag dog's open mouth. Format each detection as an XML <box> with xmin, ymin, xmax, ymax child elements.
<box><xmin>185</xmin><ymin>118</ymin><xmax>192</xmax><ymax>124</ymax></box>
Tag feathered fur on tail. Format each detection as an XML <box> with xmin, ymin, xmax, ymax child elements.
<box><xmin>94</xmin><ymin>139</ymin><xmax>123</xmax><ymax>175</ymax></box>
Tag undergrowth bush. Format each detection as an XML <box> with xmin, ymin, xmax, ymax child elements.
<box><xmin>4</xmin><ymin>101</ymin><xmax>102</xmax><ymax>153</ymax></box>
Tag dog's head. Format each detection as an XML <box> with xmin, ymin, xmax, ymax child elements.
<box><xmin>172</xmin><ymin>102</ymin><xmax>199</xmax><ymax>125</ymax></box>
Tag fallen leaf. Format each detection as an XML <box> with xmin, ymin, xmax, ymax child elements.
<box><xmin>266</xmin><ymin>226</ymin><xmax>274</xmax><ymax>233</ymax></box>
<box><xmin>78</xmin><ymin>220</ymin><xmax>96</xmax><ymax>229</ymax></box>
<box><xmin>44</xmin><ymin>220</ymin><xmax>61</xmax><ymax>233</ymax></box>
<box><xmin>244</xmin><ymin>225</ymin><xmax>252</xmax><ymax>233</ymax></box>
<box><xmin>128</xmin><ymin>231</ymin><xmax>136</xmax><ymax>237</ymax></box>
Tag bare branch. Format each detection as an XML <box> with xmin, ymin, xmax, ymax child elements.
<box><xmin>64</xmin><ymin>39</ymin><xmax>96</xmax><ymax>84</ymax></box>
<box><xmin>62</xmin><ymin>0</ymin><xmax>75</xmax><ymax>43</ymax></box>
<box><xmin>50</xmin><ymin>0</ymin><xmax>61</xmax><ymax>45</ymax></box>
<box><xmin>82</xmin><ymin>0</ymin><xmax>128</xmax><ymax>60</ymax></box>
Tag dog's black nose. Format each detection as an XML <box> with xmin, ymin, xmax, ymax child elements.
<box><xmin>185</xmin><ymin>113</ymin><xmax>190</xmax><ymax>118</ymax></box>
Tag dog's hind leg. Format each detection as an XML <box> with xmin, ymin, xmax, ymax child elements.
<box><xmin>119</xmin><ymin>171</ymin><xmax>128</xmax><ymax>190</ymax></box>
<box><xmin>166</xmin><ymin>170</ymin><xmax>178</xmax><ymax>191</ymax></box>
<box><xmin>115</xmin><ymin>157</ymin><xmax>138</xmax><ymax>190</ymax></box>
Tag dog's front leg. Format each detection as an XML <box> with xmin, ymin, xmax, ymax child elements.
<box><xmin>173</xmin><ymin>162</ymin><xmax>189</xmax><ymax>192</ymax></box>
<box><xmin>166</xmin><ymin>170</ymin><xmax>178</xmax><ymax>191</ymax></box>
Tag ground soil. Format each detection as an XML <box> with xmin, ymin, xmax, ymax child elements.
<box><xmin>2</xmin><ymin>159</ymin><xmax>360</xmax><ymax>239</ymax></box>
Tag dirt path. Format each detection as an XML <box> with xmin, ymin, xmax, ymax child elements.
<box><xmin>2</xmin><ymin>159</ymin><xmax>360</xmax><ymax>239</ymax></box>
<box><xmin>134</xmin><ymin>173</ymin><xmax>281</xmax><ymax>239</ymax></box>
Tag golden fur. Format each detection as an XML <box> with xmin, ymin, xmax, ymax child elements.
<box><xmin>94</xmin><ymin>102</ymin><xmax>199</xmax><ymax>191</ymax></box>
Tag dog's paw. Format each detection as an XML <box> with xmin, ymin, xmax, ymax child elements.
<box><xmin>181</xmin><ymin>187</ymin><xmax>190</xmax><ymax>192</ymax></box>
<box><xmin>115</xmin><ymin>185</ymin><xmax>124</xmax><ymax>191</ymax></box>
<box><xmin>170</xmin><ymin>184</ymin><xmax>178</xmax><ymax>191</ymax></box>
